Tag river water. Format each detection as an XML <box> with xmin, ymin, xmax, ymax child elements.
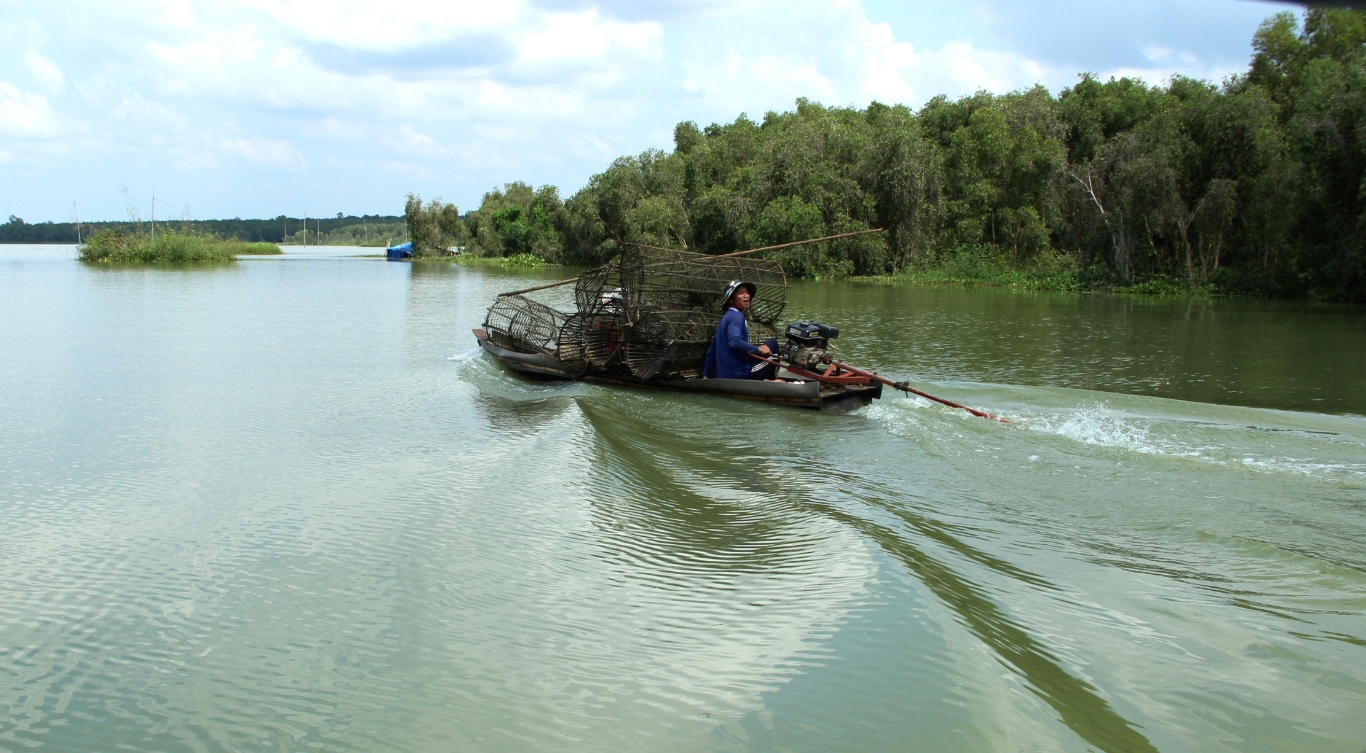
<box><xmin>2</xmin><ymin>245</ymin><xmax>1363</xmax><ymax>753</ymax></box>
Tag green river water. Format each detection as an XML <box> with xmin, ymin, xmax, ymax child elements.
<box><xmin>1</xmin><ymin>245</ymin><xmax>1363</xmax><ymax>752</ymax></box>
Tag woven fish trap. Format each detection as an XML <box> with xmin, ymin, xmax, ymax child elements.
<box><xmin>553</xmin><ymin>312</ymin><xmax>591</xmax><ymax>376</ymax></box>
<box><xmin>694</xmin><ymin>255</ymin><xmax>788</xmax><ymax>327</ymax></box>
<box><xmin>574</xmin><ymin>262</ymin><xmax>627</xmax><ymax>317</ymax></box>
<box><xmin>483</xmin><ymin>294</ymin><xmax>570</xmax><ymax>355</ymax></box>
<box><xmin>621</xmin><ymin>308</ymin><xmax>718</xmax><ymax>380</ymax></box>
<box><xmin>748</xmin><ymin>319</ymin><xmax>778</xmax><ymax>346</ymax></box>
<box><xmin>581</xmin><ymin>313</ymin><xmax>624</xmax><ymax>368</ymax></box>
<box><xmin>617</xmin><ymin>246</ymin><xmax>789</xmax><ymax>326</ymax></box>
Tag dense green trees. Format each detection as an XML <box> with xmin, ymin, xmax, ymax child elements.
<box><xmin>403</xmin><ymin>195</ymin><xmax>464</xmax><ymax>256</ymax></box>
<box><xmin>464</xmin><ymin>183</ymin><xmax>564</xmax><ymax>259</ymax></box>
<box><xmin>442</xmin><ymin>9</ymin><xmax>1366</xmax><ymax>299</ymax></box>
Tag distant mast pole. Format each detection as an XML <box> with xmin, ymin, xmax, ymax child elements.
<box><xmin>150</xmin><ymin>189</ymin><xmax>155</xmax><ymax>240</ymax></box>
<box><xmin>73</xmin><ymin>201</ymin><xmax>81</xmax><ymax>244</ymax></box>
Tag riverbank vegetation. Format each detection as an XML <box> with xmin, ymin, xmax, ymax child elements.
<box><xmin>453</xmin><ymin>252</ymin><xmax>547</xmax><ymax>267</ymax></box>
<box><xmin>403</xmin><ymin>194</ymin><xmax>465</xmax><ymax>257</ymax></box>
<box><xmin>378</xmin><ymin>250</ymin><xmax>550</xmax><ymax>267</ymax></box>
<box><xmin>234</xmin><ymin>241</ymin><xmax>284</xmax><ymax>255</ymax></box>
<box><xmin>78</xmin><ymin>228</ymin><xmax>280</xmax><ymax>262</ymax></box>
<box><xmin>416</xmin><ymin>9</ymin><xmax>1366</xmax><ymax>301</ymax></box>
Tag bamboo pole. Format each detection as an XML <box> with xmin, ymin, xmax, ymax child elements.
<box><xmin>828</xmin><ymin>360</ymin><xmax>1009</xmax><ymax>423</ymax></box>
<box><xmin>714</xmin><ymin>227</ymin><xmax>883</xmax><ymax>258</ymax></box>
<box><xmin>497</xmin><ymin>228</ymin><xmax>884</xmax><ymax>297</ymax></box>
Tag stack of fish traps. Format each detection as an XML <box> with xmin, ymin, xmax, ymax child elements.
<box><xmin>483</xmin><ymin>294</ymin><xmax>574</xmax><ymax>361</ymax></box>
<box><xmin>484</xmin><ymin>245</ymin><xmax>788</xmax><ymax>381</ymax></box>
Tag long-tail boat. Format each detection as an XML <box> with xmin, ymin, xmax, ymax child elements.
<box><xmin>471</xmin><ymin>325</ymin><xmax>883</xmax><ymax>414</ymax></box>
<box><xmin>472</xmin><ymin>229</ymin><xmax>1006</xmax><ymax>422</ymax></box>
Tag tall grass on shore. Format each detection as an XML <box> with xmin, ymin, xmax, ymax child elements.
<box><xmin>78</xmin><ymin>228</ymin><xmax>281</xmax><ymax>262</ymax></box>
<box><xmin>229</xmin><ymin>240</ymin><xmax>284</xmax><ymax>255</ymax></box>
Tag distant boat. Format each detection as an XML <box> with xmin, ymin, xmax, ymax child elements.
<box><xmin>386</xmin><ymin>242</ymin><xmax>413</xmax><ymax>261</ymax></box>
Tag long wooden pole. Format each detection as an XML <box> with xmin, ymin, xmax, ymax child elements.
<box><xmin>498</xmin><ymin>228</ymin><xmax>884</xmax><ymax>297</ymax></box>
<box><xmin>828</xmin><ymin>360</ymin><xmax>1009</xmax><ymax>423</ymax></box>
<box><xmin>714</xmin><ymin>227</ymin><xmax>883</xmax><ymax>258</ymax></box>
<box><xmin>496</xmin><ymin>276</ymin><xmax>581</xmax><ymax>297</ymax></box>
<box><xmin>750</xmin><ymin>352</ymin><xmax>1008</xmax><ymax>423</ymax></box>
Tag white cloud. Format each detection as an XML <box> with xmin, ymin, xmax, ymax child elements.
<box><xmin>679</xmin><ymin>0</ymin><xmax>1050</xmax><ymax>117</ymax></box>
<box><xmin>913</xmin><ymin>40</ymin><xmax>1050</xmax><ymax>99</ymax></box>
<box><xmin>398</xmin><ymin>125</ymin><xmax>436</xmax><ymax>151</ymax></box>
<box><xmin>513</xmin><ymin>9</ymin><xmax>662</xmax><ymax>69</ymax></box>
<box><xmin>0</xmin><ymin>82</ymin><xmax>63</xmax><ymax>139</ymax></box>
<box><xmin>236</xmin><ymin>0</ymin><xmax>519</xmax><ymax>50</ymax></box>
<box><xmin>1143</xmin><ymin>45</ymin><xmax>1175</xmax><ymax>63</ymax></box>
<box><xmin>1095</xmin><ymin>60</ymin><xmax>1246</xmax><ymax>89</ymax></box>
<box><xmin>221</xmin><ymin>136</ymin><xmax>306</xmax><ymax>168</ymax></box>
<box><xmin>24</xmin><ymin>53</ymin><xmax>65</xmax><ymax>93</ymax></box>
<box><xmin>683</xmin><ymin>49</ymin><xmax>836</xmax><ymax>114</ymax></box>
<box><xmin>861</xmin><ymin>22</ymin><xmax>921</xmax><ymax>103</ymax></box>
<box><xmin>1141</xmin><ymin>45</ymin><xmax>1199</xmax><ymax>68</ymax></box>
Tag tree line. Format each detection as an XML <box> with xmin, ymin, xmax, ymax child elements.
<box><xmin>0</xmin><ymin>214</ymin><xmax>403</xmax><ymax>245</ymax></box>
<box><xmin>409</xmin><ymin>10</ymin><xmax>1366</xmax><ymax>300</ymax></box>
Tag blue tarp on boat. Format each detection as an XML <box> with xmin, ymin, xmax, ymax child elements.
<box><xmin>386</xmin><ymin>242</ymin><xmax>413</xmax><ymax>261</ymax></box>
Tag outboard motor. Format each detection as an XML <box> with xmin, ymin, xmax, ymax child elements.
<box><xmin>779</xmin><ymin>320</ymin><xmax>839</xmax><ymax>370</ymax></box>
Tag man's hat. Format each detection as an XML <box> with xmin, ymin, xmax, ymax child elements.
<box><xmin>722</xmin><ymin>280</ymin><xmax>756</xmax><ymax>310</ymax></box>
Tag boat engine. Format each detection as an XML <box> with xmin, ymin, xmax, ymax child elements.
<box><xmin>779</xmin><ymin>320</ymin><xmax>839</xmax><ymax>370</ymax></box>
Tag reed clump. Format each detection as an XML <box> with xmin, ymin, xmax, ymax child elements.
<box><xmin>228</xmin><ymin>240</ymin><xmax>284</xmax><ymax>255</ymax></box>
<box><xmin>79</xmin><ymin>228</ymin><xmax>280</xmax><ymax>262</ymax></box>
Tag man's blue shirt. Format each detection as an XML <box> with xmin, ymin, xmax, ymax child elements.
<box><xmin>705</xmin><ymin>308</ymin><xmax>760</xmax><ymax>379</ymax></box>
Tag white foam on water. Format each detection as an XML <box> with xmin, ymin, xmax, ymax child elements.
<box><xmin>1020</xmin><ymin>402</ymin><xmax>1208</xmax><ymax>458</ymax></box>
<box><xmin>446</xmin><ymin>346</ymin><xmax>483</xmax><ymax>363</ymax></box>
<box><xmin>1033</xmin><ymin>404</ymin><xmax>1364</xmax><ymax>482</ymax></box>
<box><xmin>864</xmin><ymin>390</ymin><xmax>1366</xmax><ymax>484</ymax></box>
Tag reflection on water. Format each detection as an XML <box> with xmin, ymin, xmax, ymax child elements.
<box><xmin>0</xmin><ymin>245</ymin><xmax>1363</xmax><ymax>752</ymax></box>
<box><xmin>471</xmin><ymin>390</ymin><xmax>575</xmax><ymax>433</ymax></box>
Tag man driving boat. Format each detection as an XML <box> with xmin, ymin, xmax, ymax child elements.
<box><xmin>703</xmin><ymin>280</ymin><xmax>778</xmax><ymax>380</ymax></box>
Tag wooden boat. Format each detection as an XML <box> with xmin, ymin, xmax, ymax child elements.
<box><xmin>473</xmin><ymin>328</ymin><xmax>882</xmax><ymax>414</ymax></box>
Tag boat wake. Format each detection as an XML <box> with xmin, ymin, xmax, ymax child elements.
<box><xmin>451</xmin><ymin>345</ymin><xmax>601</xmax><ymax>403</ymax></box>
<box><xmin>863</xmin><ymin>386</ymin><xmax>1366</xmax><ymax>485</ymax></box>
<box><xmin>446</xmin><ymin>346</ymin><xmax>483</xmax><ymax>364</ymax></box>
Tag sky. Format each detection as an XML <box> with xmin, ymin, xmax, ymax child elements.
<box><xmin>1</xmin><ymin>0</ymin><xmax>1298</xmax><ymax>223</ymax></box>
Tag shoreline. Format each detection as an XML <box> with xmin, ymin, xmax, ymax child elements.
<box><xmin>849</xmin><ymin>269</ymin><xmax>1218</xmax><ymax>298</ymax></box>
<box><xmin>7</xmin><ymin>242</ymin><xmax>1353</xmax><ymax>304</ymax></box>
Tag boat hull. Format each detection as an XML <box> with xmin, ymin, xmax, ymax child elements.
<box><xmin>473</xmin><ymin>328</ymin><xmax>881</xmax><ymax>414</ymax></box>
